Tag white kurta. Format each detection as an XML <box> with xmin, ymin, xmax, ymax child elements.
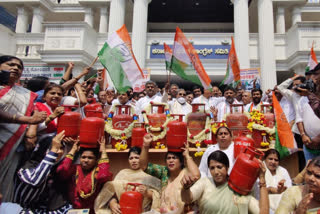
<box><xmin>216</xmin><ymin>99</ymin><xmax>241</xmax><ymax>122</ymax></box>
<box><xmin>169</xmin><ymin>100</ymin><xmax>192</xmax><ymax>121</ymax></box>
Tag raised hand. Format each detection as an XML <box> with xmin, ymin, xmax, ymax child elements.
<box><xmin>181</xmin><ymin>172</ymin><xmax>199</xmax><ymax>190</ymax></box>
<box><xmin>181</xmin><ymin>142</ymin><xmax>190</xmax><ymax>158</ymax></box>
<box><xmin>277</xmin><ymin>179</ymin><xmax>287</xmax><ymax>194</ymax></box>
<box><xmin>68</xmin><ymin>62</ymin><xmax>74</xmax><ymax>69</ymax></box>
<box><xmin>296</xmin><ymin>192</ymin><xmax>313</xmax><ymax>214</ymax></box>
<box><xmin>53</xmin><ymin>106</ymin><xmax>65</xmax><ymax>118</ymax></box>
<box><xmin>69</xmin><ymin>138</ymin><xmax>80</xmax><ymax>156</ymax></box>
<box><xmin>30</xmin><ymin>110</ymin><xmax>47</xmax><ymax>124</ymax></box>
<box><xmin>98</xmin><ymin>135</ymin><xmax>106</xmax><ymax>153</ymax></box>
<box><xmin>51</xmin><ymin>131</ymin><xmax>65</xmax><ymax>152</ymax></box>
<box><xmin>143</xmin><ymin>133</ymin><xmax>153</xmax><ymax>147</ymax></box>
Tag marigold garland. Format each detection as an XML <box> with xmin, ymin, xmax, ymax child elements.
<box><xmin>186</xmin><ymin>114</ymin><xmax>211</xmax><ymax>145</ymax></box>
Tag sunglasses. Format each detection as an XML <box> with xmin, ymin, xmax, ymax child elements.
<box><xmin>179</xmin><ymin>93</ymin><xmax>186</xmax><ymax>96</ymax></box>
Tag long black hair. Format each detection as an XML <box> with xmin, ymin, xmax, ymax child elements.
<box><xmin>0</xmin><ymin>55</ymin><xmax>24</xmax><ymax>70</ymax></box>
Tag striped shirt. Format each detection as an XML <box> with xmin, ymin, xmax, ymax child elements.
<box><xmin>13</xmin><ymin>151</ymin><xmax>58</xmax><ymax>208</ymax></box>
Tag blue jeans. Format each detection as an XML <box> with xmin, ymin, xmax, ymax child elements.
<box><xmin>303</xmin><ymin>144</ymin><xmax>319</xmax><ymax>164</ymax></box>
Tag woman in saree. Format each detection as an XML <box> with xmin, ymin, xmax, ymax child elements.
<box><xmin>0</xmin><ymin>55</ymin><xmax>47</xmax><ymax>202</ymax></box>
<box><xmin>94</xmin><ymin>146</ymin><xmax>161</xmax><ymax>214</ymax></box>
<box><xmin>140</xmin><ymin>133</ymin><xmax>201</xmax><ymax>214</ymax></box>
<box><xmin>181</xmin><ymin>150</ymin><xmax>269</xmax><ymax>214</ymax></box>
<box><xmin>262</xmin><ymin>149</ymin><xmax>291</xmax><ymax>212</ymax></box>
<box><xmin>56</xmin><ymin>136</ymin><xmax>113</xmax><ymax>214</ymax></box>
<box><xmin>276</xmin><ymin>156</ymin><xmax>320</xmax><ymax>214</ymax></box>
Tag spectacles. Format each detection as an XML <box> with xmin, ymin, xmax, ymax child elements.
<box><xmin>179</xmin><ymin>93</ymin><xmax>186</xmax><ymax>96</ymax></box>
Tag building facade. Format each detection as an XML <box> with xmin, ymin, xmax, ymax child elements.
<box><xmin>0</xmin><ymin>0</ymin><xmax>319</xmax><ymax>90</ymax></box>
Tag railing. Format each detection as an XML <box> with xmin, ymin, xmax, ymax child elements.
<box><xmin>50</xmin><ymin>0</ymin><xmax>80</xmax><ymax>4</ymax></box>
<box><xmin>15</xmin><ymin>34</ymin><xmax>45</xmax><ymax>59</ymax></box>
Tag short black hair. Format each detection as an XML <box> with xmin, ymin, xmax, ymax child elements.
<box><xmin>79</xmin><ymin>147</ymin><xmax>99</xmax><ymax>159</ymax></box>
<box><xmin>215</xmin><ymin>126</ymin><xmax>232</xmax><ymax>137</ymax></box>
<box><xmin>192</xmin><ymin>85</ymin><xmax>202</xmax><ymax>91</ymax></box>
<box><xmin>207</xmin><ymin>150</ymin><xmax>229</xmax><ymax>169</ymax></box>
<box><xmin>128</xmin><ymin>146</ymin><xmax>141</xmax><ymax>157</ymax></box>
<box><xmin>26</xmin><ymin>76</ymin><xmax>49</xmax><ymax>92</ymax></box>
<box><xmin>0</xmin><ymin>55</ymin><xmax>24</xmax><ymax>70</ymax></box>
<box><xmin>251</xmin><ymin>88</ymin><xmax>263</xmax><ymax>96</ymax></box>
<box><xmin>165</xmin><ymin>151</ymin><xmax>185</xmax><ymax>169</ymax></box>
<box><xmin>223</xmin><ymin>86</ymin><xmax>236</xmax><ymax>94</ymax></box>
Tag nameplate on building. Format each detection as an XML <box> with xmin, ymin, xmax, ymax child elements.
<box><xmin>21</xmin><ymin>64</ymin><xmax>66</xmax><ymax>80</ymax></box>
<box><xmin>150</xmin><ymin>44</ymin><xmax>230</xmax><ymax>59</ymax></box>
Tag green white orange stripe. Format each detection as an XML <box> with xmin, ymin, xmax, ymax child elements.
<box><xmin>164</xmin><ymin>42</ymin><xmax>172</xmax><ymax>71</ymax></box>
<box><xmin>98</xmin><ymin>25</ymin><xmax>145</xmax><ymax>92</ymax></box>
<box><xmin>171</xmin><ymin>27</ymin><xmax>212</xmax><ymax>89</ymax></box>
<box><xmin>306</xmin><ymin>42</ymin><xmax>318</xmax><ymax>73</ymax></box>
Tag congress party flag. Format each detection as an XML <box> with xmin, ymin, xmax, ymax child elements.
<box><xmin>164</xmin><ymin>43</ymin><xmax>173</xmax><ymax>71</ymax></box>
<box><xmin>98</xmin><ymin>25</ymin><xmax>145</xmax><ymax>92</ymax></box>
<box><xmin>273</xmin><ymin>92</ymin><xmax>297</xmax><ymax>159</ymax></box>
<box><xmin>305</xmin><ymin>42</ymin><xmax>318</xmax><ymax>73</ymax></box>
<box><xmin>221</xmin><ymin>36</ymin><xmax>240</xmax><ymax>87</ymax></box>
<box><xmin>171</xmin><ymin>27</ymin><xmax>212</xmax><ymax>89</ymax></box>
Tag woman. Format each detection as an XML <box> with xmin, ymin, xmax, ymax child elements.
<box><xmin>263</xmin><ymin>149</ymin><xmax>291</xmax><ymax>212</ymax></box>
<box><xmin>199</xmin><ymin>126</ymin><xmax>235</xmax><ymax>179</ymax></box>
<box><xmin>25</xmin><ymin>83</ymin><xmax>65</xmax><ymax>150</ymax></box>
<box><xmin>0</xmin><ymin>55</ymin><xmax>47</xmax><ymax>202</ymax></box>
<box><xmin>56</xmin><ymin>137</ymin><xmax>113</xmax><ymax>214</ymax></box>
<box><xmin>276</xmin><ymin>156</ymin><xmax>320</xmax><ymax>214</ymax></box>
<box><xmin>94</xmin><ymin>147</ymin><xmax>161</xmax><ymax>214</ymax></box>
<box><xmin>181</xmin><ymin>151</ymin><xmax>269</xmax><ymax>214</ymax></box>
<box><xmin>140</xmin><ymin>133</ymin><xmax>200</xmax><ymax>214</ymax></box>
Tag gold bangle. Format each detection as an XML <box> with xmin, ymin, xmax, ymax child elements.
<box><xmin>12</xmin><ymin>114</ymin><xmax>17</xmax><ymax>122</ymax></box>
<box><xmin>48</xmin><ymin>115</ymin><xmax>55</xmax><ymax>121</ymax></box>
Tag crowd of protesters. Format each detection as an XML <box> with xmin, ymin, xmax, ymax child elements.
<box><xmin>0</xmin><ymin>54</ymin><xmax>320</xmax><ymax>214</ymax></box>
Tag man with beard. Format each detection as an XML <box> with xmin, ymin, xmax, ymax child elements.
<box><xmin>242</xmin><ymin>91</ymin><xmax>252</xmax><ymax>105</ymax></box>
<box><xmin>135</xmin><ymin>81</ymin><xmax>168</xmax><ymax>116</ymax></box>
<box><xmin>245</xmin><ymin>88</ymin><xmax>268</xmax><ymax>112</ymax></box>
<box><xmin>169</xmin><ymin>89</ymin><xmax>192</xmax><ymax>121</ymax></box>
<box><xmin>169</xmin><ymin>84</ymin><xmax>179</xmax><ymax>100</ymax></box>
<box><xmin>192</xmin><ymin>85</ymin><xmax>202</xmax><ymax>98</ymax></box>
<box><xmin>215</xmin><ymin>86</ymin><xmax>241</xmax><ymax>122</ymax></box>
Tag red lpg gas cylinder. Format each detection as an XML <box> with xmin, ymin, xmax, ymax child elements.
<box><xmin>226</xmin><ymin>104</ymin><xmax>248</xmax><ymax>138</ymax></box>
<box><xmin>57</xmin><ymin>105</ymin><xmax>81</xmax><ymax>139</ymax></box>
<box><xmin>228</xmin><ymin>146</ymin><xmax>264</xmax><ymax>195</ymax></box>
<box><xmin>79</xmin><ymin>117</ymin><xmax>105</xmax><ymax>148</ymax></box>
<box><xmin>84</xmin><ymin>103</ymin><xmax>104</xmax><ymax>118</ymax></box>
<box><xmin>233</xmin><ymin>134</ymin><xmax>255</xmax><ymax>159</ymax></box>
<box><xmin>146</xmin><ymin>103</ymin><xmax>167</xmax><ymax>148</ymax></box>
<box><xmin>111</xmin><ymin>105</ymin><xmax>133</xmax><ymax>148</ymax></box>
<box><xmin>131</xmin><ymin>123</ymin><xmax>146</xmax><ymax>148</ymax></box>
<box><xmin>187</xmin><ymin>104</ymin><xmax>207</xmax><ymax>146</ymax></box>
<box><xmin>119</xmin><ymin>183</ymin><xmax>143</xmax><ymax>214</ymax></box>
<box><xmin>167</xmin><ymin>114</ymin><xmax>187</xmax><ymax>152</ymax></box>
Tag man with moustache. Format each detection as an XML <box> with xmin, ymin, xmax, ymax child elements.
<box><xmin>135</xmin><ymin>81</ymin><xmax>168</xmax><ymax>116</ymax></box>
<box><xmin>214</xmin><ymin>86</ymin><xmax>241</xmax><ymax>122</ymax></box>
<box><xmin>192</xmin><ymin>88</ymin><xmax>212</xmax><ymax>111</ymax></box>
<box><xmin>245</xmin><ymin>88</ymin><xmax>268</xmax><ymax>112</ymax></box>
<box><xmin>169</xmin><ymin>84</ymin><xmax>179</xmax><ymax>100</ymax></box>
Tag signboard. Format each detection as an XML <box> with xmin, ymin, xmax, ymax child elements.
<box><xmin>21</xmin><ymin>64</ymin><xmax>66</xmax><ymax>80</ymax></box>
<box><xmin>240</xmin><ymin>68</ymin><xmax>261</xmax><ymax>90</ymax></box>
<box><xmin>150</xmin><ymin>44</ymin><xmax>230</xmax><ymax>59</ymax></box>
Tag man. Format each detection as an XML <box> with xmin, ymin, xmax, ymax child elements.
<box><xmin>192</xmin><ymin>85</ymin><xmax>202</xmax><ymax>98</ymax></box>
<box><xmin>304</xmin><ymin>63</ymin><xmax>320</xmax><ymax>118</ymax></box>
<box><xmin>192</xmin><ymin>88</ymin><xmax>212</xmax><ymax>111</ymax></box>
<box><xmin>169</xmin><ymin>89</ymin><xmax>192</xmax><ymax>121</ymax></box>
<box><xmin>245</xmin><ymin>88</ymin><xmax>268</xmax><ymax>112</ymax></box>
<box><xmin>212</xmin><ymin>86</ymin><xmax>220</xmax><ymax>97</ymax></box>
<box><xmin>135</xmin><ymin>81</ymin><xmax>168</xmax><ymax>115</ymax></box>
<box><xmin>242</xmin><ymin>91</ymin><xmax>252</xmax><ymax>105</ymax></box>
<box><xmin>235</xmin><ymin>84</ymin><xmax>244</xmax><ymax>103</ymax></box>
<box><xmin>274</xmin><ymin>86</ymin><xmax>295</xmax><ymax>127</ymax></box>
<box><xmin>98</xmin><ymin>90</ymin><xmax>114</xmax><ymax>115</ymax></box>
<box><xmin>215</xmin><ymin>86</ymin><xmax>241</xmax><ymax>122</ymax></box>
<box><xmin>169</xmin><ymin>84</ymin><xmax>179</xmax><ymax>100</ymax></box>
<box><xmin>111</xmin><ymin>90</ymin><xmax>132</xmax><ymax>107</ymax></box>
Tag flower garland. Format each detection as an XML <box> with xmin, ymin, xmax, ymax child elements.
<box><xmin>186</xmin><ymin>114</ymin><xmax>211</xmax><ymax>146</ymax></box>
<box><xmin>105</xmin><ymin>105</ymin><xmax>138</xmax><ymax>151</ymax></box>
<box><xmin>247</xmin><ymin>109</ymin><xmax>275</xmax><ymax>147</ymax></box>
<box><xmin>142</xmin><ymin>102</ymin><xmax>172</xmax><ymax>142</ymax></box>
<box><xmin>194</xmin><ymin>142</ymin><xmax>204</xmax><ymax>157</ymax></box>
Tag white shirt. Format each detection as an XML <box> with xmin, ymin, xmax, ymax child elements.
<box><xmin>198</xmin><ymin>142</ymin><xmax>235</xmax><ymax>182</ymax></box>
<box><xmin>244</xmin><ymin>101</ymin><xmax>269</xmax><ymax>112</ymax></box>
<box><xmin>216</xmin><ymin>99</ymin><xmax>241</xmax><ymax>122</ymax></box>
<box><xmin>192</xmin><ymin>95</ymin><xmax>210</xmax><ymax>111</ymax></box>
<box><xmin>169</xmin><ymin>100</ymin><xmax>192</xmax><ymax>121</ymax></box>
<box><xmin>135</xmin><ymin>94</ymin><xmax>163</xmax><ymax>115</ymax></box>
<box><xmin>209</xmin><ymin>96</ymin><xmax>226</xmax><ymax>108</ymax></box>
<box><xmin>279</xmin><ymin>96</ymin><xmax>295</xmax><ymax>123</ymax></box>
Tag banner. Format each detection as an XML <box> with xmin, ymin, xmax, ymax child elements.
<box><xmin>240</xmin><ymin>68</ymin><xmax>261</xmax><ymax>90</ymax></box>
<box><xmin>21</xmin><ymin>64</ymin><xmax>65</xmax><ymax>80</ymax></box>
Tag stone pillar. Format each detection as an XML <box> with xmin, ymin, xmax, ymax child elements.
<box><xmin>132</xmin><ymin>0</ymin><xmax>151</xmax><ymax>68</ymax></box>
<box><xmin>258</xmin><ymin>0</ymin><xmax>277</xmax><ymax>91</ymax></box>
<box><xmin>233</xmin><ymin>0</ymin><xmax>250</xmax><ymax>69</ymax></box>
<box><xmin>31</xmin><ymin>7</ymin><xmax>44</xmax><ymax>33</ymax></box>
<box><xmin>292</xmin><ymin>7</ymin><xmax>302</xmax><ymax>26</ymax></box>
<box><xmin>276</xmin><ymin>7</ymin><xmax>285</xmax><ymax>34</ymax></box>
<box><xmin>84</xmin><ymin>8</ymin><xmax>93</xmax><ymax>27</ymax></box>
<box><xmin>16</xmin><ymin>7</ymin><xmax>28</xmax><ymax>33</ymax></box>
<box><xmin>108</xmin><ymin>0</ymin><xmax>126</xmax><ymax>35</ymax></box>
<box><xmin>99</xmin><ymin>7</ymin><xmax>109</xmax><ymax>33</ymax></box>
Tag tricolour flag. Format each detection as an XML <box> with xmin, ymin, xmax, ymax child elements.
<box><xmin>164</xmin><ymin>43</ymin><xmax>173</xmax><ymax>71</ymax></box>
<box><xmin>171</xmin><ymin>27</ymin><xmax>212</xmax><ymax>89</ymax></box>
<box><xmin>221</xmin><ymin>36</ymin><xmax>240</xmax><ymax>86</ymax></box>
<box><xmin>273</xmin><ymin>92</ymin><xmax>297</xmax><ymax>159</ymax></box>
<box><xmin>305</xmin><ymin>42</ymin><xmax>318</xmax><ymax>73</ymax></box>
<box><xmin>98</xmin><ymin>25</ymin><xmax>145</xmax><ymax>92</ymax></box>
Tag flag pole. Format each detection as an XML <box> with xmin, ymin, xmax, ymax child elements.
<box><xmin>89</xmin><ymin>56</ymin><xmax>99</xmax><ymax>68</ymax></box>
